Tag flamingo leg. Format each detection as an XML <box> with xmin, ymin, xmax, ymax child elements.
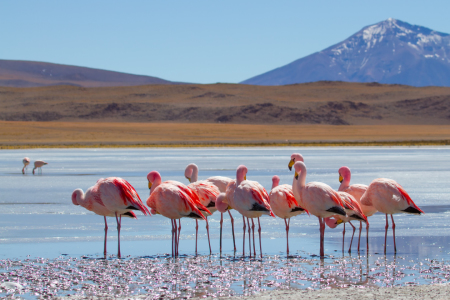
<box><xmin>220</xmin><ymin>213</ymin><xmax>223</xmax><ymax>253</ymax></box>
<box><xmin>229</xmin><ymin>211</ymin><xmax>236</xmax><ymax>251</ymax></box>
<box><xmin>171</xmin><ymin>220</ymin><xmax>176</xmax><ymax>257</ymax></box>
<box><xmin>349</xmin><ymin>221</ymin><xmax>356</xmax><ymax>253</ymax></box>
<box><xmin>174</xmin><ymin>219</ymin><xmax>178</xmax><ymax>256</ymax></box>
<box><xmin>319</xmin><ymin>217</ymin><xmax>325</xmax><ymax>257</ymax></box>
<box><xmin>103</xmin><ymin>216</ymin><xmax>108</xmax><ymax>258</ymax></box>
<box><xmin>384</xmin><ymin>213</ymin><xmax>389</xmax><ymax>254</ymax></box>
<box><xmin>115</xmin><ymin>212</ymin><xmax>121</xmax><ymax>258</ymax></box>
<box><xmin>242</xmin><ymin>215</ymin><xmax>246</xmax><ymax>256</ymax></box>
<box><xmin>177</xmin><ymin>219</ymin><xmax>181</xmax><ymax>251</ymax></box>
<box><xmin>258</xmin><ymin>217</ymin><xmax>262</xmax><ymax>258</ymax></box>
<box><xmin>247</xmin><ymin>218</ymin><xmax>251</xmax><ymax>257</ymax></box>
<box><xmin>195</xmin><ymin>219</ymin><xmax>199</xmax><ymax>255</ymax></box>
<box><xmin>358</xmin><ymin>221</ymin><xmax>362</xmax><ymax>252</ymax></box>
<box><xmin>284</xmin><ymin>218</ymin><xmax>289</xmax><ymax>255</ymax></box>
<box><xmin>391</xmin><ymin>214</ymin><xmax>397</xmax><ymax>253</ymax></box>
<box><xmin>366</xmin><ymin>223</ymin><xmax>370</xmax><ymax>252</ymax></box>
<box><xmin>342</xmin><ymin>222</ymin><xmax>346</xmax><ymax>253</ymax></box>
<box><xmin>206</xmin><ymin>217</ymin><xmax>212</xmax><ymax>255</ymax></box>
<box><xmin>251</xmin><ymin>218</ymin><xmax>256</xmax><ymax>257</ymax></box>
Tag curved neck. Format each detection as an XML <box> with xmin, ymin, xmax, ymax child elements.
<box><xmin>293</xmin><ymin>164</ymin><xmax>307</xmax><ymax>191</ymax></box>
<box><xmin>271</xmin><ymin>176</ymin><xmax>280</xmax><ymax>190</ymax></box>
<box><xmin>190</xmin><ymin>164</ymin><xmax>199</xmax><ymax>182</ymax></box>
<box><xmin>236</xmin><ymin>165</ymin><xmax>247</xmax><ymax>185</ymax></box>
<box><xmin>150</xmin><ymin>177</ymin><xmax>161</xmax><ymax>195</ymax></box>
<box><xmin>339</xmin><ymin>177</ymin><xmax>350</xmax><ymax>191</ymax></box>
<box><xmin>72</xmin><ymin>189</ymin><xmax>85</xmax><ymax>206</ymax></box>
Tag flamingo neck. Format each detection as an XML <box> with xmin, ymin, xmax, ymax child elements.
<box><xmin>338</xmin><ymin>167</ymin><xmax>351</xmax><ymax>192</ymax></box>
<box><xmin>236</xmin><ymin>165</ymin><xmax>247</xmax><ymax>185</ymax></box>
<box><xmin>188</xmin><ymin>164</ymin><xmax>199</xmax><ymax>182</ymax></box>
<box><xmin>324</xmin><ymin>217</ymin><xmax>338</xmax><ymax>228</ymax></box>
<box><xmin>148</xmin><ymin>171</ymin><xmax>162</xmax><ymax>195</ymax></box>
<box><xmin>72</xmin><ymin>189</ymin><xmax>85</xmax><ymax>206</ymax></box>
<box><xmin>339</xmin><ymin>177</ymin><xmax>350</xmax><ymax>191</ymax></box>
<box><xmin>150</xmin><ymin>177</ymin><xmax>161</xmax><ymax>194</ymax></box>
<box><xmin>271</xmin><ymin>176</ymin><xmax>280</xmax><ymax>190</ymax></box>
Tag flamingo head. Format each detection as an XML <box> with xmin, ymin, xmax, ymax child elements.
<box><xmin>23</xmin><ymin>157</ymin><xmax>30</xmax><ymax>165</ymax></box>
<box><xmin>338</xmin><ymin>166</ymin><xmax>351</xmax><ymax>184</ymax></box>
<box><xmin>271</xmin><ymin>175</ymin><xmax>280</xmax><ymax>190</ymax></box>
<box><xmin>184</xmin><ymin>163</ymin><xmax>198</xmax><ymax>183</ymax></box>
<box><xmin>71</xmin><ymin>189</ymin><xmax>83</xmax><ymax>206</ymax></box>
<box><xmin>289</xmin><ymin>153</ymin><xmax>304</xmax><ymax>171</ymax></box>
<box><xmin>324</xmin><ymin>217</ymin><xmax>343</xmax><ymax>229</ymax></box>
<box><xmin>215</xmin><ymin>193</ymin><xmax>230</xmax><ymax>213</ymax></box>
<box><xmin>236</xmin><ymin>165</ymin><xmax>247</xmax><ymax>184</ymax></box>
<box><xmin>293</xmin><ymin>161</ymin><xmax>306</xmax><ymax>180</ymax></box>
<box><xmin>147</xmin><ymin>171</ymin><xmax>161</xmax><ymax>190</ymax></box>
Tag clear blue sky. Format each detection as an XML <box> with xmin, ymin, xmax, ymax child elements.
<box><xmin>2</xmin><ymin>0</ymin><xmax>450</xmax><ymax>84</ymax></box>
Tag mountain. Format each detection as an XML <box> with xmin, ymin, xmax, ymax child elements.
<box><xmin>241</xmin><ymin>19</ymin><xmax>450</xmax><ymax>87</ymax></box>
<box><xmin>0</xmin><ymin>60</ymin><xmax>181</xmax><ymax>87</ymax></box>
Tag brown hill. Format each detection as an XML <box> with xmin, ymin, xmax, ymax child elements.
<box><xmin>1</xmin><ymin>81</ymin><xmax>450</xmax><ymax>126</ymax></box>
<box><xmin>0</xmin><ymin>59</ymin><xmax>180</xmax><ymax>88</ymax></box>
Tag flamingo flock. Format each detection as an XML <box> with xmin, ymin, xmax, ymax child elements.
<box><xmin>22</xmin><ymin>157</ymin><xmax>48</xmax><ymax>174</ymax></box>
<box><xmin>70</xmin><ymin>152</ymin><xmax>424</xmax><ymax>258</ymax></box>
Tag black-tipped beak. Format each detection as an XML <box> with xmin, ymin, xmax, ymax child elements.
<box><xmin>288</xmin><ymin>159</ymin><xmax>295</xmax><ymax>171</ymax></box>
<box><xmin>295</xmin><ymin>172</ymin><xmax>298</xmax><ymax>180</ymax></box>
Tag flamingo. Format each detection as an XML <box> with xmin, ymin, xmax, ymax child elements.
<box><xmin>338</xmin><ymin>166</ymin><xmax>376</xmax><ymax>251</ymax></box>
<box><xmin>146</xmin><ymin>171</ymin><xmax>210</xmax><ymax>257</ymax></box>
<box><xmin>22</xmin><ymin>157</ymin><xmax>30</xmax><ymax>174</ymax></box>
<box><xmin>216</xmin><ymin>165</ymin><xmax>274</xmax><ymax>258</ymax></box>
<box><xmin>292</xmin><ymin>161</ymin><xmax>348</xmax><ymax>257</ymax></box>
<box><xmin>360</xmin><ymin>178</ymin><xmax>424</xmax><ymax>254</ymax></box>
<box><xmin>185</xmin><ymin>163</ymin><xmax>236</xmax><ymax>252</ymax></box>
<box><xmin>324</xmin><ymin>191</ymin><xmax>368</xmax><ymax>253</ymax></box>
<box><xmin>32</xmin><ymin>160</ymin><xmax>48</xmax><ymax>174</ymax></box>
<box><xmin>72</xmin><ymin>177</ymin><xmax>150</xmax><ymax>258</ymax></box>
<box><xmin>269</xmin><ymin>175</ymin><xmax>307</xmax><ymax>254</ymax></box>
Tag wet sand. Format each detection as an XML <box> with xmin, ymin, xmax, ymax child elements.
<box><xmin>2</xmin><ymin>121</ymin><xmax>450</xmax><ymax>148</ymax></box>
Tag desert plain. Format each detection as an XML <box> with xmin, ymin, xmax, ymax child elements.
<box><xmin>1</xmin><ymin>81</ymin><xmax>450</xmax><ymax>147</ymax></box>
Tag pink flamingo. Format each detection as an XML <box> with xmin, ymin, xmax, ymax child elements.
<box><xmin>288</xmin><ymin>153</ymin><xmax>304</xmax><ymax>171</ymax></box>
<box><xmin>292</xmin><ymin>161</ymin><xmax>348</xmax><ymax>257</ymax></box>
<box><xmin>269</xmin><ymin>175</ymin><xmax>308</xmax><ymax>254</ymax></box>
<box><xmin>22</xmin><ymin>157</ymin><xmax>30</xmax><ymax>174</ymax></box>
<box><xmin>146</xmin><ymin>171</ymin><xmax>210</xmax><ymax>257</ymax></box>
<box><xmin>360</xmin><ymin>178</ymin><xmax>424</xmax><ymax>254</ymax></box>
<box><xmin>338</xmin><ymin>166</ymin><xmax>376</xmax><ymax>251</ymax></box>
<box><xmin>324</xmin><ymin>191</ymin><xmax>368</xmax><ymax>253</ymax></box>
<box><xmin>32</xmin><ymin>160</ymin><xmax>48</xmax><ymax>174</ymax></box>
<box><xmin>216</xmin><ymin>165</ymin><xmax>274</xmax><ymax>258</ymax></box>
<box><xmin>72</xmin><ymin>177</ymin><xmax>150</xmax><ymax>258</ymax></box>
<box><xmin>185</xmin><ymin>163</ymin><xmax>236</xmax><ymax>252</ymax></box>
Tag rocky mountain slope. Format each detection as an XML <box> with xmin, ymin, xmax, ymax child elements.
<box><xmin>242</xmin><ymin>19</ymin><xmax>450</xmax><ymax>87</ymax></box>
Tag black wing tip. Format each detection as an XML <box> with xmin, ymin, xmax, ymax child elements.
<box><xmin>291</xmin><ymin>207</ymin><xmax>305</xmax><ymax>212</ymax></box>
<box><xmin>250</xmin><ymin>203</ymin><xmax>270</xmax><ymax>212</ymax></box>
<box><xmin>185</xmin><ymin>212</ymin><xmax>204</xmax><ymax>219</ymax></box>
<box><xmin>349</xmin><ymin>214</ymin><xmax>365</xmax><ymax>221</ymax></box>
<box><xmin>402</xmin><ymin>206</ymin><xmax>423</xmax><ymax>214</ymax></box>
<box><xmin>326</xmin><ymin>206</ymin><xmax>346</xmax><ymax>216</ymax></box>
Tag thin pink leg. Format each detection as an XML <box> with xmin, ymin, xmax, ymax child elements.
<box><xmin>342</xmin><ymin>222</ymin><xmax>346</xmax><ymax>252</ymax></box>
<box><xmin>251</xmin><ymin>218</ymin><xmax>256</xmax><ymax>257</ymax></box>
<box><xmin>171</xmin><ymin>220</ymin><xmax>175</xmax><ymax>257</ymax></box>
<box><xmin>103</xmin><ymin>216</ymin><xmax>108</xmax><ymax>258</ymax></box>
<box><xmin>384</xmin><ymin>214</ymin><xmax>389</xmax><ymax>254</ymax></box>
<box><xmin>242</xmin><ymin>216</ymin><xmax>246</xmax><ymax>256</ymax></box>
<box><xmin>115</xmin><ymin>213</ymin><xmax>121</xmax><ymax>258</ymax></box>
<box><xmin>349</xmin><ymin>221</ymin><xmax>356</xmax><ymax>253</ymax></box>
<box><xmin>366</xmin><ymin>223</ymin><xmax>370</xmax><ymax>252</ymax></box>
<box><xmin>206</xmin><ymin>218</ymin><xmax>212</xmax><ymax>254</ymax></box>
<box><xmin>174</xmin><ymin>219</ymin><xmax>178</xmax><ymax>256</ymax></box>
<box><xmin>177</xmin><ymin>219</ymin><xmax>181</xmax><ymax>250</ymax></box>
<box><xmin>220</xmin><ymin>213</ymin><xmax>223</xmax><ymax>253</ymax></box>
<box><xmin>319</xmin><ymin>217</ymin><xmax>325</xmax><ymax>257</ymax></box>
<box><xmin>358</xmin><ymin>221</ymin><xmax>362</xmax><ymax>252</ymax></box>
<box><xmin>284</xmin><ymin>218</ymin><xmax>290</xmax><ymax>254</ymax></box>
<box><xmin>258</xmin><ymin>217</ymin><xmax>262</xmax><ymax>258</ymax></box>
<box><xmin>247</xmin><ymin>218</ymin><xmax>251</xmax><ymax>257</ymax></box>
<box><xmin>391</xmin><ymin>214</ymin><xmax>397</xmax><ymax>253</ymax></box>
<box><xmin>195</xmin><ymin>220</ymin><xmax>199</xmax><ymax>255</ymax></box>
<box><xmin>229</xmin><ymin>211</ymin><xmax>236</xmax><ymax>251</ymax></box>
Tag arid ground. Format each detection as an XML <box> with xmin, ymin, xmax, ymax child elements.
<box><xmin>1</xmin><ymin>81</ymin><xmax>450</xmax><ymax>147</ymax></box>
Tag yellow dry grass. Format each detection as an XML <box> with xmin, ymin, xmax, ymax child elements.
<box><xmin>1</xmin><ymin>121</ymin><xmax>450</xmax><ymax>148</ymax></box>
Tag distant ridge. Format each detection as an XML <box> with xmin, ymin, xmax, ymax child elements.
<box><xmin>241</xmin><ymin>19</ymin><xmax>450</xmax><ymax>87</ymax></box>
<box><xmin>0</xmin><ymin>59</ymin><xmax>182</xmax><ymax>87</ymax></box>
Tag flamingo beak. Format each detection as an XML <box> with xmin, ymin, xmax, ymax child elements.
<box><xmin>244</xmin><ymin>175</ymin><xmax>247</xmax><ymax>180</ymax></box>
<box><xmin>185</xmin><ymin>176</ymin><xmax>191</xmax><ymax>183</ymax></box>
<box><xmin>336</xmin><ymin>219</ymin><xmax>344</xmax><ymax>225</ymax></box>
<box><xmin>339</xmin><ymin>175</ymin><xmax>343</xmax><ymax>183</ymax></box>
<box><xmin>295</xmin><ymin>171</ymin><xmax>298</xmax><ymax>180</ymax></box>
<box><xmin>288</xmin><ymin>159</ymin><xmax>295</xmax><ymax>171</ymax></box>
<box><xmin>148</xmin><ymin>182</ymin><xmax>152</xmax><ymax>189</ymax></box>
<box><xmin>228</xmin><ymin>205</ymin><xmax>232</xmax><ymax>210</ymax></box>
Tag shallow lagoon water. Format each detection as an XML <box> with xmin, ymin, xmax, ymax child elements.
<box><xmin>1</xmin><ymin>147</ymin><xmax>450</xmax><ymax>298</ymax></box>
